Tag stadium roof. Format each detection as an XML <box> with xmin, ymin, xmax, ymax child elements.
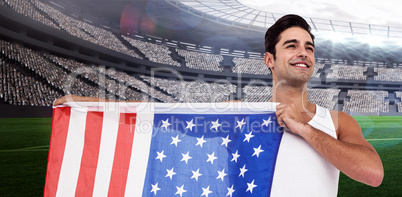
<box><xmin>167</xmin><ymin>0</ymin><xmax>402</xmax><ymax>42</ymax></box>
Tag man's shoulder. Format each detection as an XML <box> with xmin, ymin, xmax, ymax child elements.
<box><xmin>329</xmin><ymin>110</ymin><xmax>360</xmax><ymax>135</ymax></box>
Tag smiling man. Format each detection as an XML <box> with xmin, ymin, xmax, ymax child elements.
<box><xmin>264</xmin><ymin>14</ymin><xmax>383</xmax><ymax>196</ymax></box>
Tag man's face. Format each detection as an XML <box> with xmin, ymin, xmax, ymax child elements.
<box><xmin>265</xmin><ymin>27</ymin><xmax>315</xmax><ymax>86</ymax></box>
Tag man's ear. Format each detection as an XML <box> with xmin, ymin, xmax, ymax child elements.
<box><xmin>264</xmin><ymin>52</ymin><xmax>274</xmax><ymax>70</ymax></box>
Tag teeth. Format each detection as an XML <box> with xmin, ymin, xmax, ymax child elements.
<box><xmin>294</xmin><ymin>64</ymin><xmax>307</xmax><ymax>68</ymax></box>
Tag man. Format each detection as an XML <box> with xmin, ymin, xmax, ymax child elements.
<box><xmin>263</xmin><ymin>14</ymin><xmax>383</xmax><ymax>195</ymax></box>
<box><xmin>54</xmin><ymin>14</ymin><xmax>383</xmax><ymax>195</ymax></box>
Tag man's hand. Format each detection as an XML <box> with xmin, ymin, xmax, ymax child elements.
<box><xmin>275</xmin><ymin>103</ymin><xmax>312</xmax><ymax>137</ymax></box>
<box><xmin>53</xmin><ymin>95</ymin><xmax>108</xmax><ymax>106</ymax></box>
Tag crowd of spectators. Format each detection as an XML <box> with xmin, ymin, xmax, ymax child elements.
<box><xmin>0</xmin><ymin>39</ymin><xmax>178</xmax><ymax>103</ymax></box>
<box><xmin>374</xmin><ymin>67</ymin><xmax>402</xmax><ymax>82</ymax></box>
<box><xmin>3</xmin><ymin>0</ymin><xmax>142</xmax><ymax>59</ymax></box>
<box><xmin>2</xmin><ymin>0</ymin><xmax>61</xmax><ymax>30</ymax></box>
<box><xmin>177</xmin><ymin>49</ymin><xmax>224</xmax><ymax>72</ymax></box>
<box><xmin>312</xmin><ymin>63</ymin><xmax>324</xmax><ymax>78</ymax></box>
<box><xmin>94</xmin><ymin>67</ymin><xmax>177</xmax><ymax>103</ymax></box>
<box><xmin>122</xmin><ymin>35</ymin><xmax>180</xmax><ymax>66</ymax></box>
<box><xmin>307</xmin><ymin>88</ymin><xmax>340</xmax><ymax>110</ymax></box>
<box><xmin>242</xmin><ymin>85</ymin><xmax>273</xmax><ymax>102</ymax></box>
<box><xmin>343</xmin><ymin>90</ymin><xmax>389</xmax><ymax>113</ymax></box>
<box><xmin>140</xmin><ymin>75</ymin><xmax>236</xmax><ymax>102</ymax></box>
<box><xmin>0</xmin><ymin>39</ymin><xmax>111</xmax><ymax>99</ymax></box>
<box><xmin>0</xmin><ymin>60</ymin><xmax>62</xmax><ymax>106</ymax></box>
<box><xmin>396</xmin><ymin>91</ymin><xmax>402</xmax><ymax>113</ymax></box>
<box><xmin>45</xmin><ymin>54</ymin><xmax>143</xmax><ymax>101</ymax></box>
<box><xmin>326</xmin><ymin>64</ymin><xmax>367</xmax><ymax>80</ymax></box>
<box><xmin>242</xmin><ymin>86</ymin><xmax>339</xmax><ymax>110</ymax></box>
<box><xmin>231</xmin><ymin>57</ymin><xmax>271</xmax><ymax>75</ymax></box>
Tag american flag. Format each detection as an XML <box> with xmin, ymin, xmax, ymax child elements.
<box><xmin>44</xmin><ymin>102</ymin><xmax>283</xmax><ymax>197</ymax></box>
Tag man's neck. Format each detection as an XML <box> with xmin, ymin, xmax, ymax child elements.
<box><xmin>269</xmin><ymin>82</ymin><xmax>314</xmax><ymax>113</ymax></box>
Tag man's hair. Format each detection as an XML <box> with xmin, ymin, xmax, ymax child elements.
<box><xmin>265</xmin><ymin>14</ymin><xmax>315</xmax><ymax>59</ymax></box>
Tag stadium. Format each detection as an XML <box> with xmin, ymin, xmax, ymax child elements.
<box><xmin>0</xmin><ymin>0</ymin><xmax>401</xmax><ymax>196</ymax></box>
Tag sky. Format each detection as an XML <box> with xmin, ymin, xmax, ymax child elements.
<box><xmin>238</xmin><ymin>0</ymin><xmax>402</xmax><ymax>28</ymax></box>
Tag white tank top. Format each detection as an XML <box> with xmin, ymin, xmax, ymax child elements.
<box><xmin>270</xmin><ymin>104</ymin><xmax>340</xmax><ymax>197</ymax></box>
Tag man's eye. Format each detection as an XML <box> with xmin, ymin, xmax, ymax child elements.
<box><xmin>307</xmin><ymin>47</ymin><xmax>314</xmax><ymax>52</ymax></box>
<box><xmin>286</xmin><ymin>45</ymin><xmax>295</xmax><ymax>48</ymax></box>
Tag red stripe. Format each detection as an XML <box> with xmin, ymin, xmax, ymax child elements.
<box><xmin>75</xmin><ymin>112</ymin><xmax>104</xmax><ymax>197</ymax></box>
<box><xmin>108</xmin><ymin>113</ymin><xmax>137</xmax><ymax>196</ymax></box>
<box><xmin>44</xmin><ymin>107</ymin><xmax>71</xmax><ymax>197</ymax></box>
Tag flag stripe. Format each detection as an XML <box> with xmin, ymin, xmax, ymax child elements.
<box><xmin>125</xmin><ymin>111</ymin><xmax>155</xmax><ymax>197</ymax></box>
<box><xmin>75</xmin><ymin>111</ymin><xmax>104</xmax><ymax>196</ymax></box>
<box><xmin>92</xmin><ymin>110</ymin><xmax>120</xmax><ymax>197</ymax></box>
<box><xmin>44</xmin><ymin>107</ymin><xmax>71</xmax><ymax>197</ymax></box>
<box><xmin>56</xmin><ymin>108</ymin><xmax>88</xmax><ymax>197</ymax></box>
<box><xmin>107</xmin><ymin>113</ymin><xmax>137</xmax><ymax>196</ymax></box>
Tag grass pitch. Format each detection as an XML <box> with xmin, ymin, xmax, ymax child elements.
<box><xmin>0</xmin><ymin>116</ymin><xmax>401</xmax><ymax>196</ymax></box>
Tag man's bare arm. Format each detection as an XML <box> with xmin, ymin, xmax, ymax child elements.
<box><xmin>53</xmin><ymin>94</ymin><xmax>145</xmax><ymax>106</ymax></box>
<box><xmin>276</xmin><ymin>104</ymin><xmax>384</xmax><ymax>187</ymax></box>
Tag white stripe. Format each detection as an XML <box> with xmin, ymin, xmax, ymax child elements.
<box><xmin>56</xmin><ymin>108</ymin><xmax>88</xmax><ymax>197</ymax></box>
<box><xmin>92</xmin><ymin>110</ymin><xmax>120</xmax><ymax>197</ymax></box>
<box><xmin>124</xmin><ymin>108</ymin><xmax>155</xmax><ymax>197</ymax></box>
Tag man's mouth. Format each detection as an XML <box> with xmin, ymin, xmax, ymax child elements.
<box><xmin>291</xmin><ymin>63</ymin><xmax>310</xmax><ymax>68</ymax></box>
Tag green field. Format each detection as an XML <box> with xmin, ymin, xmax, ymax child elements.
<box><xmin>0</xmin><ymin>117</ymin><xmax>401</xmax><ymax>196</ymax></box>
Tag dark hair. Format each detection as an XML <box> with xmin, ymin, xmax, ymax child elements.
<box><xmin>265</xmin><ymin>14</ymin><xmax>315</xmax><ymax>59</ymax></box>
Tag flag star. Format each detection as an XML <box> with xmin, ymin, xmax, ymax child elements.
<box><xmin>210</xmin><ymin>119</ymin><xmax>222</xmax><ymax>131</ymax></box>
<box><xmin>206</xmin><ymin>152</ymin><xmax>218</xmax><ymax>164</ymax></box>
<box><xmin>262</xmin><ymin>117</ymin><xmax>273</xmax><ymax>127</ymax></box>
<box><xmin>181</xmin><ymin>151</ymin><xmax>192</xmax><ymax>164</ymax></box>
<box><xmin>185</xmin><ymin>119</ymin><xmax>196</xmax><ymax>131</ymax></box>
<box><xmin>196</xmin><ymin>135</ymin><xmax>207</xmax><ymax>148</ymax></box>
<box><xmin>243</xmin><ymin>131</ymin><xmax>254</xmax><ymax>143</ymax></box>
<box><xmin>231</xmin><ymin>150</ymin><xmax>240</xmax><ymax>163</ymax></box>
<box><xmin>235</xmin><ymin>118</ymin><xmax>246</xmax><ymax>129</ymax></box>
<box><xmin>171</xmin><ymin>135</ymin><xmax>182</xmax><ymax>147</ymax></box>
<box><xmin>155</xmin><ymin>150</ymin><xmax>167</xmax><ymax>162</ymax></box>
<box><xmin>246</xmin><ymin>179</ymin><xmax>257</xmax><ymax>193</ymax></box>
<box><xmin>161</xmin><ymin>118</ymin><xmax>171</xmax><ymax>130</ymax></box>
<box><xmin>226</xmin><ymin>185</ymin><xmax>235</xmax><ymax>197</ymax></box>
<box><xmin>239</xmin><ymin>164</ymin><xmax>248</xmax><ymax>178</ymax></box>
<box><xmin>191</xmin><ymin>168</ymin><xmax>202</xmax><ymax>181</ymax></box>
<box><xmin>216</xmin><ymin>168</ymin><xmax>227</xmax><ymax>181</ymax></box>
<box><xmin>150</xmin><ymin>183</ymin><xmax>161</xmax><ymax>195</ymax></box>
<box><xmin>201</xmin><ymin>186</ymin><xmax>213</xmax><ymax>197</ymax></box>
<box><xmin>221</xmin><ymin>135</ymin><xmax>231</xmax><ymax>147</ymax></box>
<box><xmin>175</xmin><ymin>184</ymin><xmax>187</xmax><ymax>197</ymax></box>
<box><xmin>252</xmin><ymin>145</ymin><xmax>264</xmax><ymax>158</ymax></box>
<box><xmin>166</xmin><ymin>167</ymin><xmax>176</xmax><ymax>180</ymax></box>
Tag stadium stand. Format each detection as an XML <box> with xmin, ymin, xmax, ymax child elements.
<box><xmin>122</xmin><ymin>35</ymin><xmax>181</xmax><ymax>67</ymax></box>
<box><xmin>0</xmin><ymin>59</ymin><xmax>62</xmax><ymax>106</ymax></box>
<box><xmin>2</xmin><ymin>0</ymin><xmax>142</xmax><ymax>59</ymax></box>
<box><xmin>312</xmin><ymin>63</ymin><xmax>324</xmax><ymax>78</ymax></box>
<box><xmin>2</xmin><ymin>0</ymin><xmax>61</xmax><ymax>30</ymax></box>
<box><xmin>232</xmin><ymin>57</ymin><xmax>271</xmax><ymax>75</ymax></box>
<box><xmin>326</xmin><ymin>64</ymin><xmax>367</xmax><ymax>80</ymax></box>
<box><xmin>177</xmin><ymin>49</ymin><xmax>224</xmax><ymax>71</ymax></box>
<box><xmin>396</xmin><ymin>91</ymin><xmax>402</xmax><ymax>112</ymax></box>
<box><xmin>307</xmin><ymin>88</ymin><xmax>340</xmax><ymax>110</ymax></box>
<box><xmin>242</xmin><ymin>86</ymin><xmax>273</xmax><ymax>102</ymax></box>
<box><xmin>0</xmin><ymin>39</ymin><xmax>179</xmax><ymax>104</ymax></box>
<box><xmin>343</xmin><ymin>90</ymin><xmax>389</xmax><ymax>113</ymax></box>
<box><xmin>374</xmin><ymin>67</ymin><xmax>402</xmax><ymax>82</ymax></box>
<box><xmin>242</xmin><ymin>86</ymin><xmax>339</xmax><ymax>110</ymax></box>
<box><xmin>94</xmin><ymin>66</ymin><xmax>177</xmax><ymax>103</ymax></box>
<box><xmin>44</xmin><ymin>54</ymin><xmax>149</xmax><ymax>101</ymax></box>
<box><xmin>140</xmin><ymin>75</ymin><xmax>236</xmax><ymax>102</ymax></box>
<box><xmin>1</xmin><ymin>0</ymin><xmax>402</xmax><ymax>115</ymax></box>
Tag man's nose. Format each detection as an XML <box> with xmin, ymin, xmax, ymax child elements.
<box><xmin>297</xmin><ymin>48</ymin><xmax>308</xmax><ymax>58</ymax></box>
